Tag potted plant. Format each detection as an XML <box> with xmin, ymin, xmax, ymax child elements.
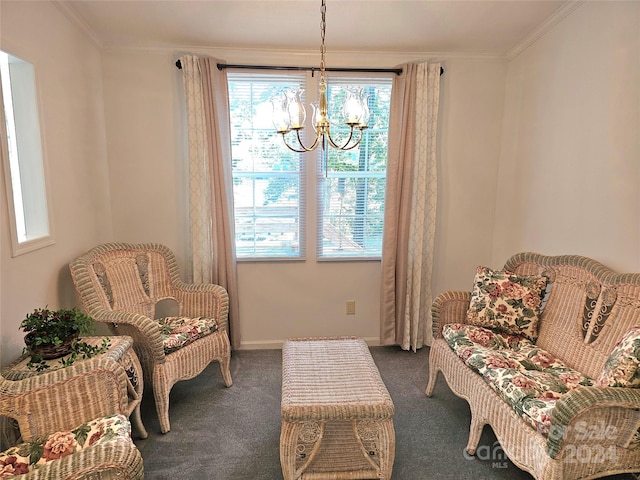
<box><xmin>20</xmin><ymin>307</ymin><xmax>109</xmax><ymax>372</ymax></box>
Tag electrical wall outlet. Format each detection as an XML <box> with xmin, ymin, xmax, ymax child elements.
<box><xmin>346</xmin><ymin>300</ymin><xmax>356</xmax><ymax>315</ymax></box>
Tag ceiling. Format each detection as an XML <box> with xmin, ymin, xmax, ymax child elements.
<box><xmin>63</xmin><ymin>0</ymin><xmax>570</xmax><ymax>57</ymax></box>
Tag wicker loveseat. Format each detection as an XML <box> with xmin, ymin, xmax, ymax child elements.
<box><xmin>426</xmin><ymin>252</ymin><xmax>640</xmax><ymax>480</ymax></box>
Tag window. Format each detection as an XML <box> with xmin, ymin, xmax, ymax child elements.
<box><xmin>227</xmin><ymin>72</ymin><xmax>392</xmax><ymax>260</ymax></box>
<box><xmin>228</xmin><ymin>73</ymin><xmax>305</xmax><ymax>259</ymax></box>
<box><xmin>318</xmin><ymin>77</ymin><xmax>392</xmax><ymax>259</ymax></box>
<box><xmin>0</xmin><ymin>51</ymin><xmax>54</xmax><ymax>256</ymax></box>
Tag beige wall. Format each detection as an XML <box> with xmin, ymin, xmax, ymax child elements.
<box><xmin>432</xmin><ymin>59</ymin><xmax>507</xmax><ymax>295</ymax></box>
<box><xmin>101</xmin><ymin>51</ymin><xmax>188</xmax><ymax>259</ymax></box>
<box><xmin>0</xmin><ymin>1</ymin><xmax>113</xmax><ymax>366</ymax></box>
<box><xmin>493</xmin><ymin>1</ymin><xmax>640</xmax><ymax>272</ymax></box>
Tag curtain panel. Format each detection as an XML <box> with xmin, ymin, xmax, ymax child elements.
<box><xmin>179</xmin><ymin>55</ymin><xmax>241</xmax><ymax>349</ymax></box>
<box><xmin>180</xmin><ymin>55</ymin><xmax>212</xmax><ymax>284</ymax></box>
<box><xmin>380</xmin><ymin>62</ymin><xmax>441</xmax><ymax>351</ymax></box>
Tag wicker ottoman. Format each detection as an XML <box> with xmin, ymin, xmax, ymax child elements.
<box><xmin>280</xmin><ymin>337</ymin><xmax>395</xmax><ymax>480</ymax></box>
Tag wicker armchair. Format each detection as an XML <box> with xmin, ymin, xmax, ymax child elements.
<box><xmin>0</xmin><ymin>352</ymin><xmax>143</xmax><ymax>479</ymax></box>
<box><xmin>69</xmin><ymin>242</ymin><xmax>232</xmax><ymax>433</ymax></box>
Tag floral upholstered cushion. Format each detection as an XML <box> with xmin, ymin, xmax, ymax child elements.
<box><xmin>158</xmin><ymin>316</ymin><xmax>218</xmax><ymax>354</ymax></box>
<box><xmin>443</xmin><ymin>323</ymin><xmax>593</xmax><ymax>434</ymax></box>
<box><xmin>442</xmin><ymin>323</ymin><xmax>532</xmax><ymax>352</ymax></box>
<box><xmin>0</xmin><ymin>414</ymin><xmax>131</xmax><ymax>478</ymax></box>
<box><xmin>467</xmin><ymin>266</ymin><xmax>548</xmax><ymax>341</ymax></box>
<box><xmin>596</xmin><ymin>326</ymin><xmax>640</xmax><ymax>388</ymax></box>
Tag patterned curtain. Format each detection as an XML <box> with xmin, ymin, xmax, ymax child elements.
<box><xmin>179</xmin><ymin>55</ymin><xmax>240</xmax><ymax>349</ymax></box>
<box><xmin>180</xmin><ymin>55</ymin><xmax>212</xmax><ymax>284</ymax></box>
<box><xmin>380</xmin><ymin>62</ymin><xmax>441</xmax><ymax>351</ymax></box>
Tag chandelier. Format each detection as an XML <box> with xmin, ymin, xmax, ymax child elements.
<box><xmin>271</xmin><ymin>0</ymin><xmax>370</xmax><ymax>152</ymax></box>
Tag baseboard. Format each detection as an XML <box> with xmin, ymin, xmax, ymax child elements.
<box><xmin>238</xmin><ymin>336</ymin><xmax>381</xmax><ymax>350</ymax></box>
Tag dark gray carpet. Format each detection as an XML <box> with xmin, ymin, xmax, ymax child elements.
<box><xmin>133</xmin><ymin>346</ymin><xmax>638</xmax><ymax>480</ymax></box>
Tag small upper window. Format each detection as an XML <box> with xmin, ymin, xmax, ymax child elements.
<box><xmin>0</xmin><ymin>51</ymin><xmax>54</xmax><ymax>256</ymax></box>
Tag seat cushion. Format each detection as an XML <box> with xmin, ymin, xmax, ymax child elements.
<box><xmin>442</xmin><ymin>322</ymin><xmax>532</xmax><ymax>352</ymax></box>
<box><xmin>158</xmin><ymin>316</ymin><xmax>218</xmax><ymax>354</ymax></box>
<box><xmin>0</xmin><ymin>414</ymin><xmax>131</xmax><ymax>477</ymax></box>
<box><xmin>443</xmin><ymin>323</ymin><xmax>593</xmax><ymax>434</ymax></box>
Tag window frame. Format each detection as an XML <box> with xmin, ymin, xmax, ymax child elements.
<box><xmin>0</xmin><ymin>51</ymin><xmax>55</xmax><ymax>257</ymax></box>
<box><xmin>316</xmin><ymin>74</ymin><xmax>392</xmax><ymax>261</ymax></box>
<box><xmin>228</xmin><ymin>72</ymin><xmax>307</xmax><ymax>261</ymax></box>
<box><xmin>227</xmin><ymin>70</ymin><xmax>393</xmax><ymax>262</ymax></box>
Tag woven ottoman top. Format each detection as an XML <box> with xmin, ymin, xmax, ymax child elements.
<box><xmin>281</xmin><ymin>337</ymin><xmax>394</xmax><ymax>422</ymax></box>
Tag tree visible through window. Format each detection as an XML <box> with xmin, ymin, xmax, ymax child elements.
<box><xmin>318</xmin><ymin>77</ymin><xmax>392</xmax><ymax>258</ymax></box>
<box><xmin>227</xmin><ymin>72</ymin><xmax>392</xmax><ymax>260</ymax></box>
<box><xmin>228</xmin><ymin>73</ymin><xmax>305</xmax><ymax>259</ymax></box>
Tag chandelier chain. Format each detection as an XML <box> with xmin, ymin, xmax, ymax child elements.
<box><xmin>320</xmin><ymin>0</ymin><xmax>326</xmax><ymax>83</ymax></box>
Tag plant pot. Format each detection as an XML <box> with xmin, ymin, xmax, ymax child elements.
<box><xmin>24</xmin><ymin>332</ymin><xmax>78</xmax><ymax>360</ymax></box>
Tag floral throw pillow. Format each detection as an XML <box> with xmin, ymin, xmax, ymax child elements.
<box><xmin>466</xmin><ymin>266</ymin><xmax>547</xmax><ymax>341</ymax></box>
<box><xmin>596</xmin><ymin>326</ymin><xmax>640</xmax><ymax>388</ymax></box>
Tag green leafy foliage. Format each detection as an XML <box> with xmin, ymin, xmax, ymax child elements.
<box><xmin>19</xmin><ymin>308</ymin><xmax>110</xmax><ymax>372</ymax></box>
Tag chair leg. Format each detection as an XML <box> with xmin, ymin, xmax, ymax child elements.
<box><xmin>218</xmin><ymin>330</ymin><xmax>233</xmax><ymax>387</ymax></box>
<box><xmin>466</xmin><ymin>415</ymin><xmax>484</xmax><ymax>456</ymax></box>
<box><xmin>425</xmin><ymin>366</ymin><xmax>438</xmax><ymax>396</ymax></box>
<box><xmin>219</xmin><ymin>354</ymin><xmax>233</xmax><ymax>387</ymax></box>
<box><xmin>153</xmin><ymin>370</ymin><xmax>172</xmax><ymax>434</ymax></box>
<box><xmin>131</xmin><ymin>404</ymin><xmax>148</xmax><ymax>439</ymax></box>
<box><xmin>154</xmin><ymin>390</ymin><xmax>171</xmax><ymax>434</ymax></box>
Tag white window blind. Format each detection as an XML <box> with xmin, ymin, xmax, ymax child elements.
<box><xmin>228</xmin><ymin>73</ymin><xmax>306</xmax><ymax>259</ymax></box>
<box><xmin>317</xmin><ymin>76</ymin><xmax>392</xmax><ymax>259</ymax></box>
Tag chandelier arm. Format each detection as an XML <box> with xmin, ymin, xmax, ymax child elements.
<box><xmin>280</xmin><ymin>132</ymin><xmax>312</xmax><ymax>153</ymax></box>
<box><xmin>326</xmin><ymin>127</ymin><xmax>363</xmax><ymax>151</ymax></box>
<box><xmin>279</xmin><ymin>131</ymin><xmax>321</xmax><ymax>153</ymax></box>
<box><xmin>297</xmin><ymin>129</ymin><xmax>321</xmax><ymax>151</ymax></box>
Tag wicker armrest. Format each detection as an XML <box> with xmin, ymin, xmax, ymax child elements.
<box><xmin>91</xmin><ymin>309</ymin><xmax>165</xmax><ymax>362</ymax></box>
<box><xmin>172</xmin><ymin>282</ymin><xmax>230</xmax><ymax>330</ymax></box>
<box><xmin>1</xmin><ymin>357</ymin><xmax>129</xmax><ymax>441</ymax></box>
<box><xmin>547</xmin><ymin>386</ymin><xmax>640</xmax><ymax>459</ymax></box>
<box><xmin>431</xmin><ymin>291</ymin><xmax>472</xmax><ymax>339</ymax></box>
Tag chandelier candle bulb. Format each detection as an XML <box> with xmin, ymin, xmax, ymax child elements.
<box><xmin>287</xmin><ymin>90</ymin><xmax>306</xmax><ymax>130</ymax></box>
<box><xmin>344</xmin><ymin>87</ymin><xmax>365</xmax><ymax>125</ymax></box>
<box><xmin>271</xmin><ymin>96</ymin><xmax>292</xmax><ymax>133</ymax></box>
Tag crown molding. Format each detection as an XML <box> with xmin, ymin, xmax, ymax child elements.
<box><xmin>102</xmin><ymin>44</ymin><xmax>507</xmax><ymax>69</ymax></box>
<box><xmin>506</xmin><ymin>1</ymin><xmax>583</xmax><ymax>61</ymax></box>
<box><xmin>52</xmin><ymin>0</ymin><xmax>104</xmax><ymax>49</ymax></box>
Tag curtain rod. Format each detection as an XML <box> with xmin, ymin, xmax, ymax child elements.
<box><xmin>174</xmin><ymin>60</ymin><xmax>444</xmax><ymax>76</ymax></box>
